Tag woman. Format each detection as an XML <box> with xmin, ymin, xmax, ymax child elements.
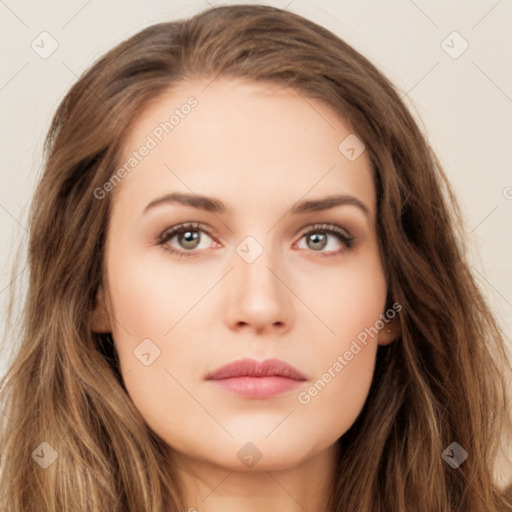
<box><xmin>1</xmin><ymin>4</ymin><xmax>511</xmax><ymax>511</ymax></box>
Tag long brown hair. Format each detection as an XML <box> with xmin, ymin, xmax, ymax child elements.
<box><xmin>1</xmin><ymin>4</ymin><xmax>511</xmax><ymax>511</ymax></box>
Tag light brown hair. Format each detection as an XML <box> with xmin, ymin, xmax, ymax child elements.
<box><xmin>1</xmin><ymin>4</ymin><xmax>511</xmax><ymax>511</ymax></box>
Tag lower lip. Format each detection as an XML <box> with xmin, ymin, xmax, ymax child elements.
<box><xmin>209</xmin><ymin>376</ymin><xmax>304</xmax><ymax>399</ymax></box>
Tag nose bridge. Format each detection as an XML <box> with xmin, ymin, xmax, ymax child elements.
<box><xmin>224</xmin><ymin>231</ymin><xmax>293</xmax><ymax>332</ymax></box>
<box><xmin>234</xmin><ymin>232</ymin><xmax>282</xmax><ymax>299</ymax></box>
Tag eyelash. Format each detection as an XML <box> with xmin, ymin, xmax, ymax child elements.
<box><xmin>156</xmin><ymin>221</ymin><xmax>355</xmax><ymax>258</ymax></box>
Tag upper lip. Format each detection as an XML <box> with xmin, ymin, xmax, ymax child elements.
<box><xmin>207</xmin><ymin>358</ymin><xmax>307</xmax><ymax>381</ymax></box>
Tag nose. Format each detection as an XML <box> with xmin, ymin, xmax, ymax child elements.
<box><xmin>223</xmin><ymin>243</ymin><xmax>294</xmax><ymax>336</ymax></box>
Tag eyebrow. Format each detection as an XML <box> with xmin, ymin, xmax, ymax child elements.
<box><xmin>142</xmin><ymin>192</ymin><xmax>371</xmax><ymax>218</ymax></box>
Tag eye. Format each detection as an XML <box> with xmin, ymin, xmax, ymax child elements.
<box><xmin>157</xmin><ymin>222</ymin><xmax>218</xmax><ymax>257</ymax></box>
<box><xmin>295</xmin><ymin>223</ymin><xmax>355</xmax><ymax>257</ymax></box>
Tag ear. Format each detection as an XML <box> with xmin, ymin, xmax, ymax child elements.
<box><xmin>91</xmin><ymin>285</ymin><xmax>112</xmax><ymax>333</ymax></box>
<box><xmin>377</xmin><ymin>315</ymin><xmax>401</xmax><ymax>346</ymax></box>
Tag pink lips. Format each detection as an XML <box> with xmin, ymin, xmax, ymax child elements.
<box><xmin>207</xmin><ymin>358</ymin><xmax>307</xmax><ymax>399</ymax></box>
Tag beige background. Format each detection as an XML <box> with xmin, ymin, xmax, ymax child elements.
<box><xmin>1</xmin><ymin>0</ymin><xmax>511</xmax><ymax>483</ymax></box>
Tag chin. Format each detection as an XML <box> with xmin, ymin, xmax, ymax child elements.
<box><xmin>202</xmin><ymin>436</ymin><xmax>321</xmax><ymax>473</ymax></box>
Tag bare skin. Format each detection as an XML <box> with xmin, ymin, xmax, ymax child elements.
<box><xmin>92</xmin><ymin>77</ymin><xmax>400</xmax><ymax>512</ymax></box>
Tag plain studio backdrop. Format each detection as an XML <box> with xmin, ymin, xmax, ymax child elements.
<box><xmin>0</xmin><ymin>0</ymin><xmax>511</xmax><ymax>482</ymax></box>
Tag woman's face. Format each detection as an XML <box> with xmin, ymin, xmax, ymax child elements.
<box><xmin>93</xmin><ymin>77</ymin><xmax>396</xmax><ymax>472</ymax></box>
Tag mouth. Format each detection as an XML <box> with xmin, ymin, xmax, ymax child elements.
<box><xmin>206</xmin><ymin>357</ymin><xmax>307</xmax><ymax>399</ymax></box>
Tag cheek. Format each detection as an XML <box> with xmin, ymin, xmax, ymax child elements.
<box><xmin>106</xmin><ymin>250</ymin><xmax>214</xmax><ymax>342</ymax></box>
<box><xmin>299</xmin><ymin>337</ymin><xmax>377</xmax><ymax>436</ymax></box>
<box><xmin>302</xmin><ymin>249</ymin><xmax>387</xmax><ymax>343</ymax></box>
<box><xmin>105</xmin><ymin>252</ymin><xmax>208</xmax><ymax>441</ymax></box>
<box><xmin>297</xmin><ymin>252</ymin><xmax>386</xmax><ymax>430</ymax></box>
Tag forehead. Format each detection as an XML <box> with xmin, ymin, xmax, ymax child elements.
<box><xmin>112</xmin><ymin>77</ymin><xmax>375</xmax><ymax>220</ymax></box>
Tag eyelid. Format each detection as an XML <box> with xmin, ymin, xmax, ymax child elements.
<box><xmin>157</xmin><ymin>221</ymin><xmax>218</xmax><ymax>246</ymax></box>
<box><xmin>296</xmin><ymin>222</ymin><xmax>352</xmax><ymax>240</ymax></box>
